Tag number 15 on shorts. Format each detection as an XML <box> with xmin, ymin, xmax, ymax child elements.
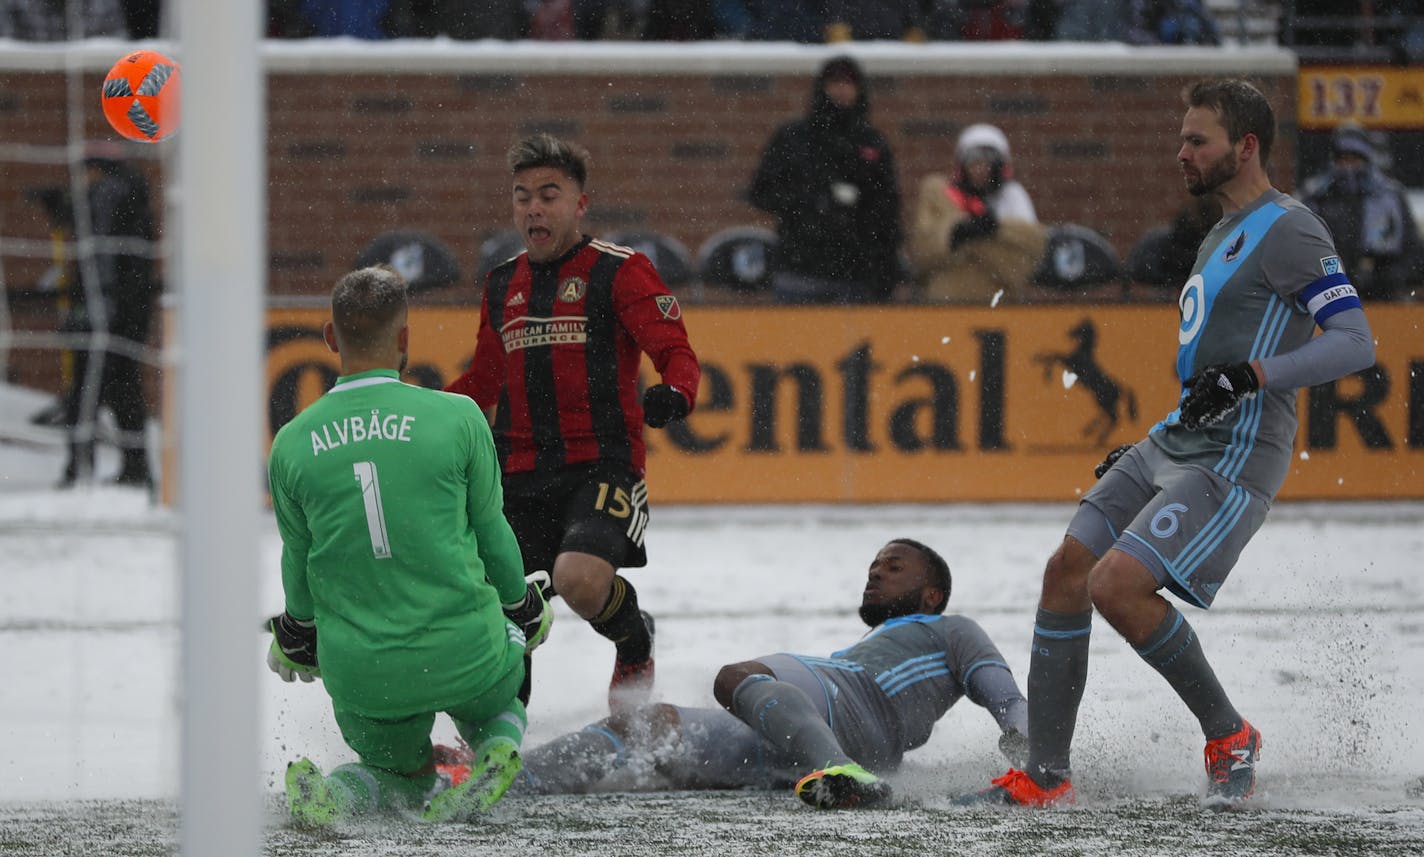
<box><xmin>595</xmin><ymin>479</ymin><xmax>649</xmax><ymax>547</ymax></box>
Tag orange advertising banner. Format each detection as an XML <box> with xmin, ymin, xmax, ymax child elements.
<box><xmin>264</xmin><ymin>304</ymin><xmax>1424</xmax><ymax>503</ymax></box>
<box><xmin>1298</xmin><ymin>65</ymin><xmax>1424</xmax><ymax>130</ymax></box>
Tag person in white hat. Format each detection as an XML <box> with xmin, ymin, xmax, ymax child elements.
<box><xmin>908</xmin><ymin>122</ymin><xmax>1047</xmax><ymax>303</ymax></box>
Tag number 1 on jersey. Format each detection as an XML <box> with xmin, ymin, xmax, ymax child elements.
<box><xmin>353</xmin><ymin>461</ymin><xmax>392</xmax><ymax>559</ymax></box>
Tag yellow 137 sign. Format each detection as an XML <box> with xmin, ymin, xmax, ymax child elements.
<box><xmin>1298</xmin><ymin>66</ymin><xmax>1424</xmax><ymax>129</ymax></box>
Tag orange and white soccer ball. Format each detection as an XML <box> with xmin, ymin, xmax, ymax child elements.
<box><xmin>100</xmin><ymin>49</ymin><xmax>181</xmax><ymax>143</ymax></box>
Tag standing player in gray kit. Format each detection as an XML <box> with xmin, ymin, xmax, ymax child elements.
<box><xmin>968</xmin><ymin>78</ymin><xmax>1375</xmax><ymax>810</ymax></box>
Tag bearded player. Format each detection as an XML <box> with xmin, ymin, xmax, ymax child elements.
<box><xmin>438</xmin><ymin>539</ymin><xmax>1028</xmax><ymax>810</ymax></box>
<box><xmin>967</xmin><ymin>79</ymin><xmax>1375</xmax><ymax>811</ymax></box>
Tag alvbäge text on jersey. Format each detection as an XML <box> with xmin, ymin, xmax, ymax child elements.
<box><xmin>309</xmin><ymin>409</ymin><xmax>416</xmax><ymax>457</ymax></box>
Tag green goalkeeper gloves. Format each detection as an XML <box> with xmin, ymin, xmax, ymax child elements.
<box><xmin>503</xmin><ymin>570</ymin><xmax>554</xmax><ymax>653</ymax></box>
<box><xmin>266</xmin><ymin>612</ymin><xmax>320</xmax><ymax>683</ymax></box>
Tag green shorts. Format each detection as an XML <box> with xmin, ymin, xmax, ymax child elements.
<box><xmin>331</xmin><ymin>631</ymin><xmax>525</xmax><ymax>773</ymax></box>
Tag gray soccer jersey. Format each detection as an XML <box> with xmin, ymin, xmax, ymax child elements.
<box><xmin>817</xmin><ymin>613</ymin><xmax>1019</xmax><ymax>760</ymax></box>
<box><xmin>519</xmin><ymin>613</ymin><xmax>1025</xmax><ymax>792</ymax></box>
<box><xmin>1152</xmin><ymin>189</ymin><xmax>1364</xmax><ymax>498</ymax></box>
<box><xmin>687</xmin><ymin>614</ymin><xmax>1021</xmax><ymax>785</ymax></box>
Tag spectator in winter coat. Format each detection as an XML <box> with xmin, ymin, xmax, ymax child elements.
<box><xmin>1301</xmin><ymin>123</ymin><xmax>1422</xmax><ymax>301</ymax></box>
<box><xmin>58</xmin><ymin>154</ymin><xmax>160</xmax><ymax>488</ymax></box>
<box><xmin>749</xmin><ymin>55</ymin><xmax>903</xmax><ymax>304</ymax></box>
<box><xmin>909</xmin><ymin>123</ymin><xmax>1046</xmax><ymax>304</ymax></box>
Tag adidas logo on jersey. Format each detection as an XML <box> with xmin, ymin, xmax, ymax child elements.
<box><xmin>507</xmin><ymin>291</ymin><xmax>526</xmax><ymax>306</ymax></box>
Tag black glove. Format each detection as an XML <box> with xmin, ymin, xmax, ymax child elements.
<box><xmin>998</xmin><ymin>729</ymin><xmax>1029</xmax><ymax>769</ymax></box>
<box><xmin>1093</xmin><ymin>443</ymin><xmax>1135</xmax><ymax>479</ymax></box>
<box><xmin>503</xmin><ymin>571</ymin><xmax>553</xmax><ymax>653</ymax></box>
<box><xmin>949</xmin><ymin>211</ymin><xmax>999</xmax><ymax>250</ymax></box>
<box><xmin>642</xmin><ymin>384</ymin><xmax>690</xmax><ymax>428</ymax></box>
<box><xmin>1179</xmin><ymin>362</ymin><xmax>1259</xmax><ymax>430</ymax></box>
<box><xmin>266</xmin><ymin>612</ymin><xmax>319</xmax><ymax>683</ymax></box>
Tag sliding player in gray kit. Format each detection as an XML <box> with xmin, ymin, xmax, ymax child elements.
<box><xmin>481</xmin><ymin>539</ymin><xmax>1028</xmax><ymax>809</ymax></box>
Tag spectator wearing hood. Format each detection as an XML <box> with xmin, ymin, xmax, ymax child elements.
<box><xmin>908</xmin><ymin>123</ymin><xmax>1047</xmax><ymax>304</ymax></box>
<box><xmin>55</xmin><ymin>152</ymin><xmax>160</xmax><ymax>489</ymax></box>
<box><xmin>1301</xmin><ymin>123</ymin><xmax>1422</xmax><ymax>301</ymax></box>
<box><xmin>748</xmin><ymin>55</ymin><xmax>902</xmax><ymax>304</ymax></box>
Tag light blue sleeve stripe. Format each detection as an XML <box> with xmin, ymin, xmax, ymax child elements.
<box><xmin>961</xmin><ymin>659</ymin><xmax>1011</xmax><ymax>685</ymax></box>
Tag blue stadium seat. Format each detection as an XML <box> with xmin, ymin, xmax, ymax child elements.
<box><xmin>603</xmin><ymin>230</ymin><xmax>696</xmax><ymax>286</ymax></box>
<box><xmin>1032</xmin><ymin>224</ymin><xmax>1124</xmax><ymax>291</ymax></box>
<box><xmin>355</xmin><ymin>229</ymin><xmax>461</xmax><ymax>294</ymax></box>
<box><xmin>473</xmin><ymin>229</ymin><xmax>527</xmax><ymax>283</ymax></box>
<box><xmin>696</xmin><ymin>226</ymin><xmax>777</xmax><ymax>293</ymax></box>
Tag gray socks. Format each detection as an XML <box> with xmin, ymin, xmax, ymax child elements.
<box><xmin>519</xmin><ymin>724</ymin><xmax>624</xmax><ymax>794</ymax></box>
<box><xmin>730</xmin><ymin>675</ymin><xmax>850</xmax><ymax>770</ymax></box>
<box><xmin>1026</xmin><ymin>607</ymin><xmax>1093</xmax><ymax>784</ymax></box>
<box><xmin>1134</xmin><ymin>606</ymin><xmax>1241</xmax><ymax>740</ymax></box>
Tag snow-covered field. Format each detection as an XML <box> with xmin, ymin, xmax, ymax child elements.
<box><xmin>3</xmin><ymin>383</ymin><xmax>1423</xmax><ymax>854</ymax></box>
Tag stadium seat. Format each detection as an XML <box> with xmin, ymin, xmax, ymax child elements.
<box><xmin>355</xmin><ymin>230</ymin><xmax>461</xmax><ymax>294</ymax></box>
<box><xmin>1124</xmin><ymin>225</ymin><xmax>1179</xmax><ymax>287</ymax></box>
<box><xmin>1032</xmin><ymin>224</ymin><xmax>1124</xmax><ymax>292</ymax></box>
<box><xmin>695</xmin><ymin>226</ymin><xmax>778</xmax><ymax>293</ymax></box>
<box><xmin>473</xmin><ymin>229</ymin><xmax>528</xmax><ymax>283</ymax></box>
<box><xmin>603</xmin><ymin>230</ymin><xmax>696</xmax><ymax>286</ymax></box>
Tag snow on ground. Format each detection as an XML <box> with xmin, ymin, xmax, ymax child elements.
<box><xmin>3</xmin><ymin>382</ymin><xmax>1423</xmax><ymax>853</ymax></box>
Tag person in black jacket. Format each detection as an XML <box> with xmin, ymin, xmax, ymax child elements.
<box><xmin>749</xmin><ymin>55</ymin><xmax>902</xmax><ymax>304</ymax></box>
<box><xmin>60</xmin><ymin>154</ymin><xmax>160</xmax><ymax>489</ymax></box>
<box><xmin>1300</xmin><ymin>123</ymin><xmax>1422</xmax><ymax>302</ymax></box>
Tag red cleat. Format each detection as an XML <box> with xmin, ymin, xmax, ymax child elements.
<box><xmin>1203</xmin><ymin>720</ymin><xmax>1262</xmax><ymax>811</ymax></box>
<box><xmin>957</xmin><ymin>768</ymin><xmax>1076</xmax><ymax>807</ymax></box>
<box><xmin>433</xmin><ymin>742</ymin><xmax>472</xmax><ymax>787</ymax></box>
<box><xmin>608</xmin><ymin>611</ymin><xmax>655</xmax><ymax>713</ymax></box>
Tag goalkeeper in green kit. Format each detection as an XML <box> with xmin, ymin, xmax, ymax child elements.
<box><xmin>265</xmin><ymin>265</ymin><xmax>552</xmax><ymax>826</ymax></box>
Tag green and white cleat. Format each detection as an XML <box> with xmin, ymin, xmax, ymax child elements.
<box><xmin>422</xmin><ymin>737</ymin><xmax>522</xmax><ymax>823</ymax></box>
<box><xmin>794</xmin><ymin>763</ymin><xmax>892</xmax><ymax>809</ymax></box>
<box><xmin>285</xmin><ymin>758</ymin><xmax>342</xmax><ymax>828</ymax></box>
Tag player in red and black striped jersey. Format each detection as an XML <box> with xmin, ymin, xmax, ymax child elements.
<box><xmin>446</xmin><ymin>133</ymin><xmax>700</xmax><ymax>713</ymax></box>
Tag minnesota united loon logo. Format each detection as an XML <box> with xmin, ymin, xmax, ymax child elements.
<box><xmin>1222</xmin><ymin>231</ymin><xmax>1247</xmax><ymax>263</ymax></box>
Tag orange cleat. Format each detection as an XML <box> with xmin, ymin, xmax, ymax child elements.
<box><xmin>1203</xmin><ymin>720</ymin><xmax>1262</xmax><ymax>811</ymax></box>
<box><xmin>956</xmin><ymin>768</ymin><xmax>1076</xmax><ymax>807</ymax></box>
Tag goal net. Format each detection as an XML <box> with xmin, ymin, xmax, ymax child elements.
<box><xmin>0</xmin><ymin>5</ymin><xmax>263</xmax><ymax>856</ymax></box>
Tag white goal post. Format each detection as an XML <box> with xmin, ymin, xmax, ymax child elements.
<box><xmin>175</xmin><ymin>1</ymin><xmax>263</xmax><ymax>854</ymax></box>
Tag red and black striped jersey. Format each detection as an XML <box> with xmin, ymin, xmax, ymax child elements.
<box><xmin>446</xmin><ymin>236</ymin><xmax>700</xmax><ymax>476</ymax></box>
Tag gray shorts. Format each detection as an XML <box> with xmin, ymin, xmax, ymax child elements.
<box><xmin>1067</xmin><ymin>439</ymin><xmax>1270</xmax><ymax>608</ymax></box>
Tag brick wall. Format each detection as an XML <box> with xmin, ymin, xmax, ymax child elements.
<box><xmin>262</xmin><ymin>68</ymin><xmax>1296</xmax><ymax>300</ymax></box>
<box><xmin>1</xmin><ymin>46</ymin><xmax>1297</xmax><ymax>305</ymax></box>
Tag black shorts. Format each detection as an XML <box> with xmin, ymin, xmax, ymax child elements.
<box><xmin>502</xmin><ymin>463</ymin><xmax>650</xmax><ymax>579</ymax></box>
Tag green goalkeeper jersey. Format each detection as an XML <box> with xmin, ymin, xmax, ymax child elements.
<box><xmin>268</xmin><ymin>368</ymin><xmax>526</xmax><ymax>719</ymax></box>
